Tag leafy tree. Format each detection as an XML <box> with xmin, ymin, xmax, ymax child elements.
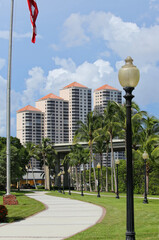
<box><xmin>0</xmin><ymin>138</ymin><xmax>28</xmax><ymax>188</ymax></box>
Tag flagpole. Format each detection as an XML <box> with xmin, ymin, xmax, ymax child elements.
<box><xmin>6</xmin><ymin>0</ymin><xmax>14</xmax><ymax>195</ymax></box>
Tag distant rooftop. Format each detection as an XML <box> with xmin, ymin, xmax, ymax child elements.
<box><xmin>38</xmin><ymin>93</ymin><xmax>63</xmax><ymax>101</ymax></box>
<box><xmin>63</xmin><ymin>81</ymin><xmax>88</xmax><ymax>89</ymax></box>
<box><xmin>94</xmin><ymin>84</ymin><xmax>118</xmax><ymax>91</ymax></box>
<box><xmin>17</xmin><ymin>105</ymin><xmax>42</xmax><ymax>113</ymax></box>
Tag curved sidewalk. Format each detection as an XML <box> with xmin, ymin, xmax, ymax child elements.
<box><xmin>0</xmin><ymin>191</ymin><xmax>104</xmax><ymax>240</ymax></box>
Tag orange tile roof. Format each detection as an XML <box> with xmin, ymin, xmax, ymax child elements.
<box><xmin>38</xmin><ymin>93</ymin><xmax>63</xmax><ymax>101</ymax></box>
<box><xmin>63</xmin><ymin>82</ymin><xmax>88</xmax><ymax>89</ymax></box>
<box><xmin>17</xmin><ymin>105</ymin><xmax>42</xmax><ymax>113</ymax></box>
<box><xmin>94</xmin><ymin>84</ymin><xmax>118</xmax><ymax>91</ymax></box>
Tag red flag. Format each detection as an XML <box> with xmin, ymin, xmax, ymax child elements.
<box><xmin>27</xmin><ymin>0</ymin><xmax>39</xmax><ymax>43</ymax></box>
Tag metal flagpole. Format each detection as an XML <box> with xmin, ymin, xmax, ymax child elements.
<box><xmin>6</xmin><ymin>0</ymin><xmax>14</xmax><ymax>195</ymax></box>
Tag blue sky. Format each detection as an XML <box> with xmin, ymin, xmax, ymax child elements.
<box><xmin>1</xmin><ymin>0</ymin><xmax>159</xmax><ymax>136</ymax></box>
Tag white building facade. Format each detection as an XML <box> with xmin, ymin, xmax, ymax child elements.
<box><xmin>94</xmin><ymin>84</ymin><xmax>122</xmax><ymax>115</ymax></box>
<box><xmin>16</xmin><ymin>105</ymin><xmax>44</xmax><ymax>168</ymax></box>
<box><xmin>36</xmin><ymin>93</ymin><xmax>69</xmax><ymax>143</ymax></box>
<box><xmin>60</xmin><ymin>82</ymin><xmax>92</xmax><ymax>142</ymax></box>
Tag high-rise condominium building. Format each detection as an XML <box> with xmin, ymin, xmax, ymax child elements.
<box><xmin>16</xmin><ymin>105</ymin><xmax>44</xmax><ymax>168</ymax></box>
<box><xmin>36</xmin><ymin>93</ymin><xmax>69</xmax><ymax>143</ymax></box>
<box><xmin>94</xmin><ymin>84</ymin><xmax>122</xmax><ymax>115</ymax></box>
<box><xmin>17</xmin><ymin>105</ymin><xmax>44</xmax><ymax>145</ymax></box>
<box><xmin>60</xmin><ymin>82</ymin><xmax>92</xmax><ymax>142</ymax></box>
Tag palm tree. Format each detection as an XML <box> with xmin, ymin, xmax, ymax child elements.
<box><xmin>103</xmin><ymin>101</ymin><xmax>120</xmax><ymax>193</ymax></box>
<box><xmin>136</xmin><ymin>115</ymin><xmax>159</xmax><ymax>193</ymax></box>
<box><xmin>115</xmin><ymin>101</ymin><xmax>146</xmax><ymax>149</ymax></box>
<box><xmin>25</xmin><ymin>142</ymin><xmax>38</xmax><ymax>189</ymax></box>
<box><xmin>75</xmin><ymin>111</ymin><xmax>100</xmax><ymax>192</ymax></box>
<box><xmin>65</xmin><ymin>144</ymin><xmax>89</xmax><ymax>191</ymax></box>
<box><xmin>35</xmin><ymin>138</ymin><xmax>57</xmax><ymax>190</ymax></box>
<box><xmin>94</xmin><ymin>127</ymin><xmax>109</xmax><ymax>191</ymax></box>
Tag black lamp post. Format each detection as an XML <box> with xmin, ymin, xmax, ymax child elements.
<box><xmin>68</xmin><ymin>167</ymin><xmax>71</xmax><ymax>195</ymax></box>
<box><xmin>118</xmin><ymin>56</ymin><xmax>140</xmax><ymax>240</ymax></box>
<box><xmin>81</xmin><ymin>169</ymin><xmax>84</xmax><ymax>196</ymax></box>
<box><xmin>142</xmin><ymin>151</ymin><xmax>149</xmax><ymax>204</ymax></box>
<box><xmin>62</xmin><ymin>170</ymin><xmax>65</xmax><ymax>194</ymax></box>
<box><xmin>97</xmin><ymin>163</ymin><xmax>101</xmax><ymax>198</ymax></box>
<box><xmin>115</xmin><ymin>159</ymin><xmax>120</xmax><ymax>199</ymax></box>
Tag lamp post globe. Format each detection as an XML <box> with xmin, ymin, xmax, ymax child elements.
<box><xmin>142</xmin><ymin>151</ymin><xmax>149</xmax><ymax>204</ymax></box>
<box><xmin>97</xmin><ymin>163</ymin><xmax>101</xmax><ymax>198</ymax></box>
<box><xmin>115</xmin><ymin>159</ymin><xmax>120</xmax><ymax>199</ymax></box>
<box><xmin>118</xmin><ymin>56</ymin><xmax>140</xmax><ymax>240</ymax></box>
<box><xmin>118</xmin><ymin>56</ymin><xmax>140</xmax><ymax>88</ymax></box>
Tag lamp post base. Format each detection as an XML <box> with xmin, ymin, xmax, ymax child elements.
<box><xmin>97</xmin><ymin>194</ymin><xmax>100</xmax><ymax>198</ymax></box>
<box><xmin>143</xmin><ymin>199</ymin><xmax>148</xmax><ymax>204</ymax></box>
<box><xmin>116</xmin><ymin>195</ymin><xmax>120</xmax><ymax>199</ymax></box>
<box><xmin>126</xmin><ymin>231</ymin><xmax>135</xmax><ymax>240</ymax></box>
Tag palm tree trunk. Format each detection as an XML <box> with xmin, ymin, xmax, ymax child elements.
<box><xmin>100</xmin><ymin>153</ymin><xmax>103</xmax><ymax>191</ymax></box>
<box><xmin>89</xmin><ymin>145</ymin><xmax>92</xmax><ymax>192</ymax></box>
<box><xmin>83</xmin><ymin>164</ymin><xmax>87</xmax><ymax>191</ymax></box>
<box><xmin>93</xmin><ymin>157</ymin><xmax>97</xmax><ymax>192</ymax></box>
<box><xmin>44</xmin><ymin>164</ymin><xmax>50</xmax><ymax>190</ymax></box>
<box><xmin>110</xmin><ymin>135</ymin><xmax>114</xmax><ymax>192</ymax></box>
<box><xmin>79</xmin><ymin>167</ymin><xmax>81</xmax><ymax>191</ymax></box>
<box><xmin>146</xmin><ymin>163</ymin><xmax>149</xmax><ymax>194</ymax></box>
<box><xmin>110</xmin><ymin>134</ymin><xmax>117</xmax><ymax>193</ymax></box>
<box><xmin>105</xmin><ymin>148</ymin><xmax>109</xmax><ymax>192</ymax></box>
<box><xmin>75</xmin><ymin>165</ymin><xmax>79</xmax><ymax>191</ymax></box>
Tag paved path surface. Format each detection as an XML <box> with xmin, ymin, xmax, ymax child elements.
<box><xmin>0</xmin><ymin>192</ymin><xmax>104</xmax><ymax>240</ymax></box>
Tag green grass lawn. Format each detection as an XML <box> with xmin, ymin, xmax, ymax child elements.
<box><xmin>48</xmin><ymin>191</ymin><xmax>159</xmax><ymax>240</ymax></box>
<box><xmin>0</xmin><ymin>191</ymin><xmax>45</xmax><ymax>223</ymax></box>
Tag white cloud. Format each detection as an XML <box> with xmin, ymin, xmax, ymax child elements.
<box><xmin>43</xmin><ymin>58</ymin><xmax>119</xmax><ymax>95</ymax></box>
<box><xmin>94</xmin><ymin>59</ymin><xmax>113</xmax><ymax>77</ymax></box>
<box><xmin>63</xmin><ymin>13</ymin><xmax>90</xmax><ymax>47</ymax></box>
<box><xmin>149</xmin><ymin>0</ymin><xmax>159</xmax><ymax>11</ymax></box>
<box><xmin>0</xmin><ymin>31</ymin><xmax>9</xmax><ymax>40</ymax></box>
<box><xmin>50</xmin><ymin>44</ymin><xmax>59</xmax><ymax>51</ymax></box>
<box><xmin>115</xmin><ymin>60</ymin><xmax>125</xmax><ymax>71</ymax></box>
<box><xmin>0</xmin><ymin>58</ymin><xmax>5</xmax><ymax>70</ymax></box>
<box><xmin>63</xmin><ymin>11</ymin><xmax>159</xmax><ymax>65</ymax></box>
<box><xmin>21</xmin><ymin>67</ymin><xmax>46</xmax><ymax>106</ymax></box>
<box><xmin>53</xmin><ymin>57</ymin><xmax>76</xmax><ymax>71</ymax></box>
<box><xmin>0</xmin><ymin>31</ymin><xmax>33</xmax><ymax>40</ymax></box>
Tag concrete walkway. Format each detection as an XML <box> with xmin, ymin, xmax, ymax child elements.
<box><xmin>0</xmin><ymin>192</ymin><xmax>104</xmax><ymax>240</ymax></box>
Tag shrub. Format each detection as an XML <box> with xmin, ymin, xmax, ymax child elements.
<box><xmin>0</xmin><ymin>205</ymin><xmax>8</xmax><ymax>222</ymax></box>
